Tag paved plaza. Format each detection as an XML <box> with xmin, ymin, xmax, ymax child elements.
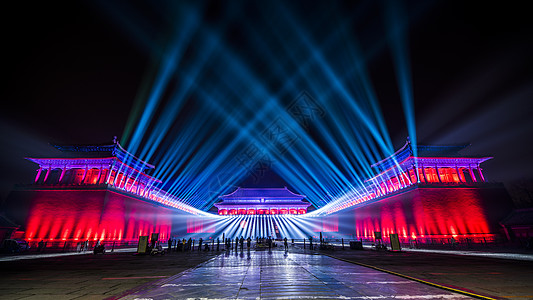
<box><xmin>117</xmin><ymin>250</ymin><xmax>472</xmax><ymax>300</ymax></box>
<box><xmin>1</xmin><ymin>246</ymin><xmax>533</xmax><ymax>299</ymax></box>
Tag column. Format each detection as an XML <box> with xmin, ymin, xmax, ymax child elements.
<box><xmin>469</xmin><ymin>165</ymin><xmax>477</xmax><ymax>182</ymax></box>
<box><xmin>388</xmin><ymin>175</ymin><xmax>395</xmax><ymax>191</ymax></box>
<box><xmin>58</xmin><ymin>166</ymin><xmax>67</xmax><ymax>183</ymax></box>
<box><xmin>398</xmin><ymin>168</ymin><xmax>408</xmax><ymax>187</ymax></box>
<box><xmin>120</xmin><ymin>174</ymin><xmax>129</xmax><ymax>189</ymax></box>
<box><xmin>382</xmin><ymin>178</ymin><xmax>389</xmax><ymax>193</ymax></box>
<box><xmin>34</xmin><ymin>167</ymin><xmax>43</xmax><ymax>183</ymax></box>
<box><xmin>143</xmin><ymin>184</ymin><xmax>150</xmax><ymax>197</ymax></box>
<box><xmin>372</xmin><ymin>179</ymin><xmax>381</xmax><ymax>196</ymax></box>
<box><xmin>455</xmin><ymin>165</ymin><xmax>463</xmax><ymax>183</ymax></box>
<box><xmin>144</xmin><ymin>184</ymin><xmax>154</xmax><ymax>198</ymax></box>
<box><xmin>435</xmin><ymin>165</ymin><xmax>442</xmax><ymax>183</ymax></box>
<box><xmin>404</xmin><ymin>170</ymin><xmax>413</xmax><ymax>184</ymax></box>
<box><xmin>128</xmin><ymin>179</ymin><xmax>136</xmax><ymax>193</ymax></box>
<box><xmin>477</xmin><ymin>165</ymin><xmax>486</xmax><ymax>182</ymax></box>
<box><xmin>421</xmin><ymin>165</ymin><xmax>428</xmax><ymax>183</ymax></box>
<box><xmin>105</xmin><ymin>167</ymin><xmax>113</xmax><ymax>184</ymax></box>
<box><xmin>381</xmin><ymin>179</ymin><xmax>390</xmax><ymax>194</ymax></box>
<box><xmin>413</xmin><ymin>164</ymin><xmax>420</xmax><ymax>183</ymax></box>
<box><xmin>396</xmin><ymin>172</ymin><xmax>404</xmax><ymax>188</ymax></box>
<box><xmin>96</xmin><ymin>166</ymin><xmax>103</xmax><ymax>185</ymax></box>
<box><xmin>43</xmin><ymin>166</ymin><xmax>51</xmax><ymax>183</ymax></box>
<box><xmin>389</xmin><ymin>175</ymin><xmax>400</xmax><ymax>192</ymax></box>
<box><xmin>81</xmin><ymin>166</ymin><xmax>88</xmax><ymax>184</ymax></box>
<box><xmin>115</xmin><ymin>173</ymin><xmax>126</xmax><ymax>189</ymax></box>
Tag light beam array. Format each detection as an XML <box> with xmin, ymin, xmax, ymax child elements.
<box><xmin>93</xmin><ymin>1</ymin><xmax>421</xmax><ymax>215</ymax></box>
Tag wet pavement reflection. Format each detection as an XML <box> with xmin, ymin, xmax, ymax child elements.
<box><xmin>118</xmin><ymin>249</ymin><xmax>472</xmax><ymax>299</ymax></box>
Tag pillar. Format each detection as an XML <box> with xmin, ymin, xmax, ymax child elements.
<box><xmin>383</xmin><ymin>177</ymin><xmax>390</xmax><ymax>193</ymax></box>
<box><xmin>398</xmin><ymin>169</ymin><xmax>407</xmax><ymax>187</ymax></box>
<box><xmin>404</xmin><ymin>170</ymin><xmax>413</xmax><ymax>184</ymax></box>
<box><xmin>397</xmin><ymin>173</ymin><xmax>404</xmax><ymax>188</ymax></box>
<box><xmin>413</xmin><ymin>164</ymin><xmax>420</xmax><ymax>183</ymax></box>
<box><xmin>81</xmin><ymin>166</ymin><xmax>88</xmax><ymax>184</ymax></box>
<box><xmin>34</xmin><ymin>167</ymin><xmax>43</xmax><ymax>183</ymax></box>
<box><xmin>372</xmin><ymin>179</ymin><xmax>382</xmax><ymax>196</ymax></box>
<box><xmin>96</xmin><ymin>166</ymin><xmax>103</xmax><ymax>184</ymax></box>
<box><xmin>477</xmin><ymin>165</ymin><xmax>486</xmax><ymax>182</ymax></box>
<box><xmin>43</xmin><ymin>166</ymin><xmax>51</xmax><ymax>183</ymax></box>
<box><xmin>104</xmin><ymin>166</ymin><xmax>113</xmax><ymax>184</ymax></box>
<box><xmin>469</xmin><ymin>165</ymin><xmax>477</xmax><ymax>182</ymax></box>
<box><xmin>455</xmin><ymin>165</ymin><xmax>463</xmax><ymax>183</ymax></box>
<box><xmin>143</xmin><ymin>185</ymin><xmax>153</xmax><ymax>198</ymax></box>
<box><xmin>421</xmin><ymin>165</ymin><xmax>428</xmax><ymax>183</ymax></box>
<box><xmin>123</xmin><ymin>174</ymin><xmax>131</xmax><ymax>190</ymax></box>
<box><xmin>128</xmin><ymin>179</ymin><xmax>136</xmax><ymax>193</ymax></box>
<box><xmin>435</xmin><ymin>165</ymin><xmax>442</xmax><ymax>183</ymax></box>
<box><xmin>119</xmin><ymin>173</ymin><xmax>127</xmax><ymax>189</ymax></box>
<box><xmin>58</xmin><ymin>166</ymin><xmax>67</xmax><ymax>183</ymax></box>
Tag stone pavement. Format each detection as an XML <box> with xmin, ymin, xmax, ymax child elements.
<box><xmin>324</xmin><ymin>247</ymin><xmax>533</xmax><ymax>299</ymax></box>
<box><xmin>0</xmin><ymin>249</ymin><xmax>219</xmax><ymax>300</ymax></box>
<box><xmin>116</xmin><ymin>249</ymin><xmax>472</xmax><ymax>299</ymax></box>
<box><xmin>1</xmin><ymin>245</ymin><xmax>533</xmax><ymax>299</ymax></box>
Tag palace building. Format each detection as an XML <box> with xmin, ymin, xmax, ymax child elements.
<box><xmin>4</xmin><ymin>140</ymin><xmax>202</xmax><ymax>244</ymax></box>
<box><xmin>2</xmin><ymin>138</ymin><xmax>514</xmax><ymax>245</ymax></box>
<box><xmin>312</xmin><ymin>139</ymin><xmax>513</xmax><ymax>243</ymax></box>
<box><xmin>214</xmin><ymin>187</ymin><xmax>311</xmax><ymax>215</ymax></box>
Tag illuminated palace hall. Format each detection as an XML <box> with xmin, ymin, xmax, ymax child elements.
<box><xmin>4</xmin><ymin>138</ymin><xmax>513</xmax><ymax>243</ymax></box>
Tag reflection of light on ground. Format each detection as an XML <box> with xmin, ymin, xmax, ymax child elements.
<box><xmin>120</xmin><ymin>250</ymin><xmax>471</xmax><ymax>299</ymax></box>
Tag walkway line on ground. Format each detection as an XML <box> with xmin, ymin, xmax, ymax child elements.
<box><xmin>321</xmin><ymin>253</ymin><xmax>497</xmax><ymax>300</ymax></box>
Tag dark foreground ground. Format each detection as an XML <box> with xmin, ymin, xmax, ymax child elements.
<box><xmin>0</xmin><ymin>246</ymin><xmax>532</xmax><ymax>299</ymax></box>
<box><xmin>321</xmin><ymin>248</ymin><xmax>533</xmax><ymax>299</ymax></box>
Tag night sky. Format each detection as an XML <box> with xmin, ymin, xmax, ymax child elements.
<box><xmin>1</xmin><ymin>1</ymin><xmax>532</xmax><ymax>206</ymax></box>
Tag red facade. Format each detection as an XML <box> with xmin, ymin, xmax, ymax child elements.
<box><xmin>6</xmin><ymin>189</ymin><xmax>172</xmax><ymax>242</ymax></box>
<box><xmin>315</xmin><ymin>185</ymin><xmax>513</xmax><ymax>242</ymax></box>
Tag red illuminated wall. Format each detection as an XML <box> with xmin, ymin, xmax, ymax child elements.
<box><xmin>336</xmin><ymin>185</ymin><xmax>513</xmax><ymax>241</ymax></box>
<box><xmin>5</xmin><ymin>188</ymin><xmax>173</xmax><ymax>242</ymax></box>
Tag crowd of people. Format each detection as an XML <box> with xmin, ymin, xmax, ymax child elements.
<box><xmin>163</xmin><ymin>236</ymin><xmax>294</xmax><ymax>252</ymax></box>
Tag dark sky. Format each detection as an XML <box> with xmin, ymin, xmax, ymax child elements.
<box><xmin>1</xmin><ymin>1</ymin><xmax>532</xmax><ymax>204</ymax></box>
